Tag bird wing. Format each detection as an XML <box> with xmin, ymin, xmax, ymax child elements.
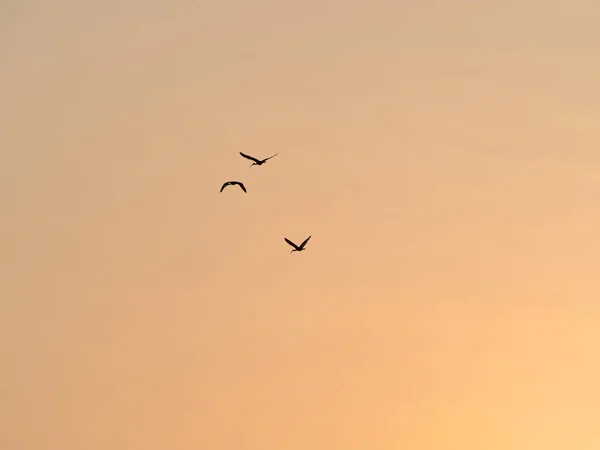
<box><xmin>237</xmin><ymin>182</ymin><xmax>247</xmax><ymax>193</ymax></box>
<box><xmin>264</xmin><ymin>153</ymin><xmax>279</xmax><ymax>161</ymax></box>
<box><xmin>299</xmin><ymin>235</ymin><xmax>312</xmax><ymax>248</ymax></box>
<box><xmin>284</xmin><ymin>238</ymin><xmax>299</xmax><ymax>249</ymax></box>
<box><xmin>220</xmin><ymin>182</ymin><xmax>230</xmax><ymax>192</ymax></box>
<box><xmin>239</xmin><ymin>152</ymin><xmax>260</xmax><ymax>163</ymax></box>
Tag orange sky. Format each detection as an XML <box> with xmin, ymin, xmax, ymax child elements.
<box><xmin>2</xmin><ymin>1</ymin><xmax>600</xmax><ymax>449</ymax></box>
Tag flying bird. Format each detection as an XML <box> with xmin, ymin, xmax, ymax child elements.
<box><xmin>239</xmin><ymin>151</ymin><xmax>278</xmax><ymax>167</ymax></box>
<box><xmin>220</xmin><ymin>181</ymin><xmax>247</xmax><ymax>193</ymax></box>
<box><xmin>284</xmin><ymin>235</ymin><xmax>311</xmax><ymax>253</ymax></box>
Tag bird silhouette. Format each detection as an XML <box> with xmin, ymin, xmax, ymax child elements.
<box><xmin>220</xmin><ymin>181</ymin><xmax>247</xmax><ymax>193</ymax></box>
<box><xmin>284</xmin><ymin>235</ymin><xmax>311</xmax><ymax>253</ymax></box>
<box><xmin>239</xmin><ymin>151</ymin><xmax>278</xmax><ymax>167</ymax></box>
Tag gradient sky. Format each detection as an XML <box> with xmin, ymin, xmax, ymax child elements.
<box><xmin>2</xmin><ymin>1</ymin><xmax>600</xmax><ymax>449</ymax></box>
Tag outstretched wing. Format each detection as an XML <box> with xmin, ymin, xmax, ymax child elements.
<box><xmin>236</xmin><ymin>182</ymin><xmax>247</xmax><ymax>193</ymax></box>
<box><xmin>284</xmin><ymin>237</ymin><xmax>299</xmax><ymax>250</ymax></box>
<box><xmin>239</xmin><ymin>152</ymin><xmax>260</xmax><ymax>164</ymax></box>
<box><xmin>263</xmin><ymin>153</ymin><xmax>279</xmax><ymax>162</ymax></box>
<box><xmin>299</xmin><ymin>235</ymin><xmax>312</xmax><ymax>248</ymax></box>
<box><xmin>220</xmin><ymin>182</ymin><xmax>230</xmax><ymax>192</ymax></box>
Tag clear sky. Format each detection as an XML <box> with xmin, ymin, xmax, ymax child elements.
<box><xmin>2</xmin><ymin>1</ymin><xmax>600</xmax><ymax>449</ymax></box>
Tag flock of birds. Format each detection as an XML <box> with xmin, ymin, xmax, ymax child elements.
<box><xmin>220</xmin><ymin>151</ymin><xmax>312</xmax><ymax>254</ymax></box>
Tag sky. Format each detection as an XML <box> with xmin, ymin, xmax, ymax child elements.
<box><xmin>1</xmin><ymin>0</ymin><xmax>600</xmax><ymax>449</ymax></box>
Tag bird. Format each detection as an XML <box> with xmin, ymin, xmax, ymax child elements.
<box><xmin>284</xmin><ymin>235</ymin><xmax>311</xmax><ymax>253</ymax></box>
<box><xmin>220</xmin><ymin>181</ymin><xmax>247</xmax><ymax>193</ymax></box>
<box><xmin>239</xmin><ymin>151</ymin><xmax>278</xmax><ymax>167</ymax></box>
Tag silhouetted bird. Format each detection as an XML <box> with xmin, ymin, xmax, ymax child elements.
<box><xmin>239</xmin><ymin>151</ymin><xmax>278</xmax><ymax>167</ymax></box>
<box><xmin>220</xmin><ymin>181</ymin><xmax>247</xmax><ymax>193</ymax></box>
<box><xmin>284</xmin><ymin>235</ymin><xmax>311</xmax><ymax>253</ymax></box>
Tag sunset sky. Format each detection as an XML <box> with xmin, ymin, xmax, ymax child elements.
<box><xmin>2</xmin><ymin>1</ymin><xmax>600</xmax><ymax>449</ymax></box>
